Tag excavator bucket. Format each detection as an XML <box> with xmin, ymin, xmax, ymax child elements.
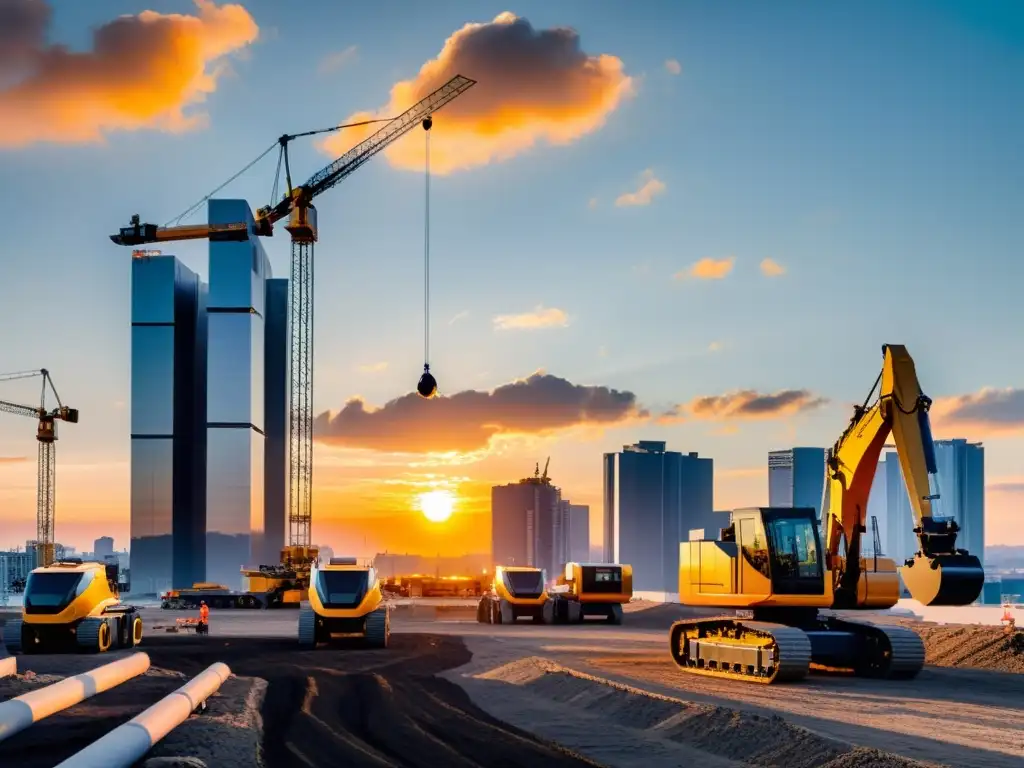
<box><xmin>900</xmin><ymin>552</ymin><xmax>984</xmax><ymax>606</ymax></box>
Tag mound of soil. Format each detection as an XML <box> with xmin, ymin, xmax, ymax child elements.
<box><xmin>475</xmin><ymin>658</ymin><xmax>940</xmax><ymax>768</ymax></box>
<box><xmin>906</xmin><ymin>623</ymin><xmax>1024</xmax><ymax>673</ymax></box>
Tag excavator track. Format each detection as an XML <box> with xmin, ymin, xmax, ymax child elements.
<box><xmin>669</xmin><ymin>616</ymin><xmax>812</xmax><ymax>684</ymax></box>
<box><xmin>822</xmin><ymin>616</ymin><xmax>925</xmax><ymax>679</ymax></box>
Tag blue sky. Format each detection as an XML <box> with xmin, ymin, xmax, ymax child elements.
<box><xmin>0</xmin><ymin>0</ymin><xmax>1021</xmax><ymax>552</ymax></box>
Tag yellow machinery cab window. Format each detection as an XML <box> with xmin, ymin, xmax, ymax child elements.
<box><xmin>582</xmin><ymin>566</ymin><xmax>623</xmax><ymax>594</ymax></box>
<box><xmin>763</xmin><ymin>511</ymin><xmax>823</xmax><ymax>594</ymax></box>
<box><xmin>316</xmin><ymin>570</ymin><xmax>369</xmax><ymax>608</ymax></box>
<box><xmin>503</xmin><ymin>570</ymin><xmax>543</xmax><ymax>598</ymax></box>
<box><xmin>24</xmin><ymin>571</ymin><xmax>85</xmax><ymax>614</ymax></box>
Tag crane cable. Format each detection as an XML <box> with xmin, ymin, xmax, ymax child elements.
<box><xmin>417</xmin><ymin>116</ymin><xmax>438</xmax><ymax>399</ymax></box>
<box><xmin>424</xmin><ymin>121</ymin><xmax>431</xmax><ymax>372</ymax></box>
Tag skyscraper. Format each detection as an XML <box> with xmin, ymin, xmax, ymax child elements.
<box><xmin>261</xmin><ymin>277</ymin><xmax>289</xmax><ymax>566</ymax></box>
<box><xmin>882</xmin><ymin>439</ymin><xmax>984</xmax><ymax>568</ymax></box>
<box><xmin>565</xmin><ymin>503</ymin><xmax>590</xmax><ymax>563</ymax></box>
<box><xmin>603</xmin><ymin>441</ymin><xmax>714</xmax><ymax>596</ymax></box>
<box><xmin>206</xmin><ymin>199</ymin><xmax>270</xmax><ymax>589</ymax></box>
<box><xmin>93</xmin><ymin>537</ymin><xmax>115</xmax><ymax>561</ymax></box>
<box><xmin>491</xmin><ymin>468</ymin><xmax>563</xmax><ymax>578</ymax></box>
<box><xmin>129</xmin><ymin>199</ymin><xmax>289</xmax><ymax>593</ymax></box>
<box><xmin>129</xmin><ymin>252</ymin><xmax>208</xmax><ymax>595</ymax></box>
<box><xmin>768</xmin><ymin>448</ymin><xmax>827</xmax><ymax>520</ymax></box>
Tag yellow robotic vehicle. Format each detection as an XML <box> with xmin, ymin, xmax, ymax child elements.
<box><xmin>3</xmin><ymin>560</ymin><xmax>143</xmax><ymax>654</ymax></box>
<box><xmin>298</xmin><ymin>557</ymin><xmax>390</xmax><ymax>649</ymax></box>
<box><xmin>476</xmin><ymin>565</ymin><xmax>548</xmax><ymax>624</ymax></box>
<box><xmin>545</xmin><ymin>562</ymin><xmax>633</xmax><ymax>624</ymax></box>
<box><xmin>669</xmin><ymin>345</ymin><xmax>985</xmax><ymax>684</ymax></box>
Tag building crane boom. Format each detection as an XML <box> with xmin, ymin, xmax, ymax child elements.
<box><xmin>0</xmin><ymin>369</ymin><xmax>79</xmax><ymax>566</ymax></box>
<box><xmin>108</xmin><ymin>74</ymin><xmax>477</xmax><ymax>552</ymax></box>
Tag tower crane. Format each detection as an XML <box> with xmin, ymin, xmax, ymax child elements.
<box><xmin>0</xmin><ymin>369</ymin><xmax>79</xmax><ymax>567</ymax></box>
<box><xmin>110</xmin><ymin>75</ymin><xmax>477</xmax><ymax>553</ymax></box>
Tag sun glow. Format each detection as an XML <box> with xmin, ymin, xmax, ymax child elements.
<box><xmin>418</xmin><ymin>489</ymin><xmax>455</xmax><ymax>523</ymax></box>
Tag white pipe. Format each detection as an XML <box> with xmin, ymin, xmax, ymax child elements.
<box><xmin>0</xmin><ymin>651</ymin><xmax>150</xmax><ymax>743</ymax></box>
<box><xmin>0</xmin><ymin>655</ymin><xmax>14</xmax><ymax>678</ymax></box>
<box><xmin>54</xmin><ymin>662</ymin><xmax>231</xmax><ymax>768</ymax></box>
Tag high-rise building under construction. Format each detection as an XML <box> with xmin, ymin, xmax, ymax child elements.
<box><xmin>129</xmin><ymin>199</ymin><xmax>289</xmax><ymax>593</ymax></box>
<box><xmin>491</xmin><ymin>463</ymin><xmax>565</xmax><ymax>579</ymax></box>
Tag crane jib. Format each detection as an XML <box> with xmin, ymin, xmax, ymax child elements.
<box><xmin>302</xmin><ymin>75</ymin><xmax>476</xmax><ymax>201</ymax></box>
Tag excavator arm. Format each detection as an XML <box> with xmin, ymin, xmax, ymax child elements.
<box><xmin>823</xmin><ymin>344</ymin><xmax>984</xmax><ymax>608</ymax></box>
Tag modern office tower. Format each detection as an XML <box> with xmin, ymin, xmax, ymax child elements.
<box><xmin>491</xmin><ymin>468</ymin><xmax>563</xmax><ymax>578</ymax></box>
<box><xmin>768</xmin><ymin>448</ymin><xmax>827</xmax><ymax>521</ymax></box>
<box><xmin>565</xmin><ymin>503</ymin><xmax>590</xmax><ymax>563</ymax></box>
<box><xmin>261</xmin><ymin>277</ymin><xmax>289</xmax><ymax>566</ymax></box>
<box><xmin>129</xmin><ymin>251</ymin><xmax>208</xmax><ymax>595</ymax></box>
<box><xmin>205</xmin><ymin>199</ymin><xmax>271</xmax><ymax>589</ymax></box>
<box><xmin>93</xmin><ymin>536</ymin><xmax>115</xmax><ymax>560</ymax></box>
<box><xmin>603</xmin><ymin>441</ymin><xmax>714</xmax><ymax>596</ymax></box>
<box><xmin>865</xmin><ymin>461</ymin><xmax>888</xmax><ymax>555</ymax></box>
<box><xmin>933</xmin><ymin>439</ymin><xmax>985</xmax><ymax>566</ymax></box>
<box><xmin>883</xmin><ymin>439</ymin><xmax>984</xmax><ymax>568</ymax></box>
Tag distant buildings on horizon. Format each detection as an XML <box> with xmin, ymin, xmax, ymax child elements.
<box><xmin>129</xmin><ymin>198</ymin><xmax>288</xmax><ymax>595</ymax></box>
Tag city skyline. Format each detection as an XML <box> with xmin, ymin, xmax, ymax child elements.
<box><xmin>1</xmin><ymin>1</ymin><xmax>1023</xmax><ymax>557</ymax></box>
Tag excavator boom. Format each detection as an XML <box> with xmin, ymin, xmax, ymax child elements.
<box><xmin>824</xmin><ymin>344</ymin><xmax>984</xmax><ymax>607</ymax></box>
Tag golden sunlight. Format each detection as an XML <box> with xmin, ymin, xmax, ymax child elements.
<box><xmin>418</xmin><ymin>489</ymin><xmax>455</xmax><ymax>523</ymax></box>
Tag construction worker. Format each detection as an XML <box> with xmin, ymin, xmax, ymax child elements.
<box><xmin>198</xmin><ymin>600</ymin><xmax>210</xmax><ymax>635</ymax></box>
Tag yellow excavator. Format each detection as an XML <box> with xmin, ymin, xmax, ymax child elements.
<box><xmin>477</xmin><ymin>566</ymin><xmax>549</xmax><ymax>624</ymax></box>
<box><xmin>670</xmin><ymin>344</ymin><xmax>985</xmax><ymax>683</ymax></box>
<box><xmin>298</xmin><ymin>557</ymin><xmax>390</xmax><ymax>648</ymax></box>
<box><xmin>3</xmin><ymin>560</ymin><xmax>143</xmax><ymax>654</ymax></box>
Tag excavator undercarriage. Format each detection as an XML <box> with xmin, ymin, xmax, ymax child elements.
<box><xmin>668</xmin><ymin>609</ymin><xmax>925</xmax><ymax>684</ymax></box>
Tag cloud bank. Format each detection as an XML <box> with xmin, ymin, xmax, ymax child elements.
<box><xmin>314</xmin><ymin>372</ymin><xmax>646</xmax><ymax>453</ymax></box>
<box><xmin>319</xmin><ymin>12</ymin><xmax>633</xmax><ymax>174</ymax></box>
<box><xmin>663</xmin><ymin>389</ymin><xmax>828</xmax><ymax>422</ymax></box>
<box><xmin>0</xmin><ymin>0</ymin><xmax>259</xmax><ymax>148</ymax></box>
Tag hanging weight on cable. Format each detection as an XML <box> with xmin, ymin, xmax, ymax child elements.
<box><xmin>417</xmin><ymin>115</ymin><xmax>438</xmax><ymax>399</ymax></box>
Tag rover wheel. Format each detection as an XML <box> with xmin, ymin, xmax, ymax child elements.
<box><xmin>77</xmin><ymin>618</ymin><xmax>112</xmax><ymax>653</ymax></box>
<box><xmin>128</xmin><ymin>615</ymin><xmax>144</xmax><ymax>647</ymax></box>
<box><xmin>2</xmin><ymin>619</ymin><xmax>24</xmax><ymax>654</ymax></box>
<box><xmin>499</xmin><ymin>599</ymin><xmax>514</xmax><ymax>625</ymax></box>
<box><xmin>298</xmin><ymin>606</ymin><xmax>318</xmax><ymax>649</ymax></box>
<box><xmin>607</xmin><ymin>604</ymin><xmax>623</xmax><ymax>625</ymax></box>
<box><xmin>365</xmin><ymin>607</ymin><xmax>390</xmax><ymax>649</ymax></box>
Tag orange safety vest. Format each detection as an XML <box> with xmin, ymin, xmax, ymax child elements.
<box><xmin>200</xmin><ymin>605</ymin><xmax>209</xmax><ymax>622</ymax></box>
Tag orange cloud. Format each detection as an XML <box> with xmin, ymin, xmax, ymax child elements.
<box><xmin>0</xmin><ymin>456</ymin><xmax>27</xmax><ymax>464</ymax></box>
<box><xmin>674</xmin><ymin>256</ymin><xmax>735</xmax><ymax>280</ymax></box>
<box><xmin>0</xmin><ymin>0</ymin><xmax>259</xmax><ymax>148</ymax></box>
<box><xmin>760</xmin><ymin>257</ymin><xmax>785</xmax><ymax>277</ymax></box>
<box><xmin>318</xmin><ymin>12</ymin><xmax>633</xmax><ymax>174</ymax></box>
<box><xmin>493</xmin><ymin>305</ymin><xmax>569</xmax><ymax>330</ymax></box>
<box><xmin>615</xmin><ymin>169</ymin><xmax>666</xmax><ymax>207</ymax></box>
<box><xmin>664</xmin><ymin>59</ymin><xmax>682</xmax><ymax>76</ymax></box>
<box><xmin>930</xmin><ymin>388</ymin><xmax>1024</xmax><ymax>438</ymax></box>
<box><xmin>356</xmin><ymin>361</ymin><xmax>389</xmax><ymax>374</ymax></box>
<box><xmin>679</xmin><ymin>389</ymin><xmax>828</xmax><ymax>420</ymax></box>
<box><xmin>313</xmin><ymin>372</ymin><xmax>647</xmax><ymax>453</ymax></box>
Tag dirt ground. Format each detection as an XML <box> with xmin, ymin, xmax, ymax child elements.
<box><xmin>450</xmin><ymin>656</ymin><xmax>938</xmax><ymax>768</ymax></box>
<box><xmin>0</xmin><ymin>633</ymin><xmax>601</xmax><ymax>768</ymax></box>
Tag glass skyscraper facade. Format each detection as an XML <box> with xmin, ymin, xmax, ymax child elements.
<box><xmin>129</xmin><ymin>253</ymin><xmax>208</xmax><ymax>595</ymax></box>
<box><xmin>206</xmin><ymin>199</ymin><xmax>269</xmax><ymax>589</ymax></box>
<box><xmin>881</xmin><ymin>439</ymin><xmax>984</xmax><ymax>568</ymax></box>
<box><xmin>603</xmin><ymin>441</ymin><xmax>714</xmax><ymax>596</ymax></box>
<box><xmin>129</xmin><ymin>199</ymin><xmax>289</xmax><ymax>594</ymax></box>
<box><xmin>768</xmin><ymin>447</ymin><xmax>827</xmax><ymax>520</ymax></box>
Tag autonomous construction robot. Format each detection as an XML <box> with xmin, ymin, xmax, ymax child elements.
<box><xmin>298</xmin><ymin>556</ymin><xmax>390</xmax><ymax>648</ymax></box>
<box><xmin>670</xmin><ymin>344</ymin><xmax>985</xmax><ymax>684</ymax></box>
<box><xmin>546</xmin><ymin>562</ymin><xmax>634</xmax><ymax>624</ymax></box>
<box><xmin>477</xmin><ymin>565</ymin><xmax>548</xmax><ymax>624</ymax></box>
<box><xmin>3</xmin><ymin>560</ymin><xmax>143</xmax><ymax>654</ymax></box>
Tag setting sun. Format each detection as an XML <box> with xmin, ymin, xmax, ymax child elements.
<box><xmin>418</xmin><ymin>489</ymin><xmax>455</xmax><ymax>523</ymax></box>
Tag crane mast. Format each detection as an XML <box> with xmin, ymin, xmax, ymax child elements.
<box><xmin>0</xmin><ymin>369</ymin><xmax>79</xmax><ymax>566</ymax></box>
<box><xmin>109</xmin><ymin>75</ymin><xmax>478</xmax><ymax>550</ymax></box>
